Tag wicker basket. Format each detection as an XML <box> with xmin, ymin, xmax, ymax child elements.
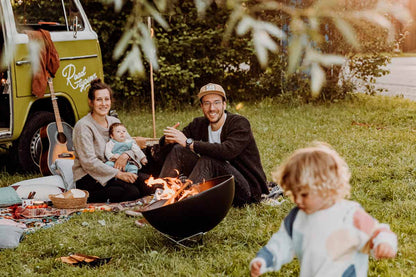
<box><xmin>49</xmin><ymin>190</ymin><xmax>89</xmax><ymax>209</ymax></box>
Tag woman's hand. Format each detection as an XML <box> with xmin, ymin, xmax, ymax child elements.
<box><xmin>114</xmin><ymin>153</ymin><xmax>129</xmax><ymax>171</ymax></box>
<box><xmin>116</xmin><ymin>171</ymin><xmax>138</xmax><ymax>183</ymax></box>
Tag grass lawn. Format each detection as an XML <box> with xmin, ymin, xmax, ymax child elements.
<box><xmin>0</xmin><ymin>94</ymin><xmax>415</xmax><ymax>276</ymax></box>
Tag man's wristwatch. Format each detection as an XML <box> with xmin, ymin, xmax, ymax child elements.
<box><xmin>185</xmin><ymin>138</ymin><xmax>194</xmax><ymax>149</ymax></box>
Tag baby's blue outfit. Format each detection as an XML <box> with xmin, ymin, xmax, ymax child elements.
<box><xmin>105</xmin><ymin>139</ymin><xmax>139</xmax><ymax>174</ymax></box>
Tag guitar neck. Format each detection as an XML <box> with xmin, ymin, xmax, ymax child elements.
<box><xmin>48</xmin><ymin>78</ymin><xmax>64</xmax><ymax>134</ymax></box>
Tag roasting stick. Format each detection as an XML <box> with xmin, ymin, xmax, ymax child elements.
<box><xmin>163</xmin><ymin>180</ymin><xmax>192</xmax><ymax>206</ymax></box>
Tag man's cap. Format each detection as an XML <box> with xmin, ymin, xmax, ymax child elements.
<box><xmin>198</xmin><ymin>83</ymin><xmax>226</xmax><ymax>100</ymax></box>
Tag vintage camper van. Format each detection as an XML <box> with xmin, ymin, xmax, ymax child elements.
<box><xmin>0</xmin><ymin>0</ymin><xmax>104</xmax><ymax>172</ymax></box>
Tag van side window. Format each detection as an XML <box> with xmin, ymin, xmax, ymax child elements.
<box><xmin>67</xmin><ymin>0</ymin><xmax>85</xmax><ymax>32</ymax></box>
<box><xmin>11</xmin><ymin>0</ymin><xmax>84</xmax><ymax>33</ymax></box>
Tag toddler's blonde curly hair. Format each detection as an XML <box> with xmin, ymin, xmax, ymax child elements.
<box><xmin>273</xmin><ymin>142</ymin><xmax>351</xmax><ymax>202</ymax></box>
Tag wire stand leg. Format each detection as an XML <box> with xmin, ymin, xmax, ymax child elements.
<box><xmin>157</xmin><ymin>230</ymin><xmax>205</xmax><ymax>248</ymax></box>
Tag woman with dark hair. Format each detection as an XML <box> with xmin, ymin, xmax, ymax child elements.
<box><xmin>72</xmin><ymin>78</ymin><xmax>153</xmax><ymax>202</ymax></box>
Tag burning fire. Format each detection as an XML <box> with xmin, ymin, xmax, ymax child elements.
<box><xmin>145</xmin><ymin>176</ymin><xmax>200</xmax><ymax>206</ymax></box>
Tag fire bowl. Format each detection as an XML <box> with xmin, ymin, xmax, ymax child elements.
<box><xmin>141</xmin><ymin>175</ymin><xmax>235</xmax><ymax>238</ymax></box>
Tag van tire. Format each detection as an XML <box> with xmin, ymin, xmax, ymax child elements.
<box><xmin>16</xmin><ymin>111</ymin><xmax>55</xmax><ymax>173</ymax></box>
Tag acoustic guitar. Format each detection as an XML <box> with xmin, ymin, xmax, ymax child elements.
<box><xmin>39</xmin><ymin>77</ymin><xmax>75</xmax><ymax>176</ymax></box>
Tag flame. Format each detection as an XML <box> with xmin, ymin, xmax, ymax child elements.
<box><xmin>145</xmin><ymin>175</ymin><xmax>198</xmax><ymax>205</ymax></box>
<box><xmin>177</xmin><ymin>186</ymin><xmax>199</xmax><ymax>201</ymax></box>
<box><xmin>146</xmin><ymin>176</ymin><xmax>182</xmax><ymax>199</ymax></box>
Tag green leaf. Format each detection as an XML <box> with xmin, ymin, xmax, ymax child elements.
<box><xmin>306</xmin><ymin>50</ymin><xmax>345</xmax><ymax>67</ymax></box>
<box><xmin>117</xmin><ymin>45</ymin><xmax>144</xmax><ymax>77</ymax></box>
<box><xmin>261</xmin><ymin>21</ymin><xmax>286</xmax><ymax>40</ymax></box>
<box><xmin>290</xmin><ymin>17</ymin><xmax>305</xmax><ymax>34</ymax></box>
<box><xmin>113</xmin><ymin>0</ymin><xmax>123</xmax><ymax>12</ymax></box>
<box><xmin>138</xmin><ymin>23</ymin><xmax>159</xmax><ymax>71</ymax></box>
<box><xmin>223</xmin><ymin>5</ymin><xmax>244</xmax><ymax>44</ymax></box>
<box><xmin>309</xmin><ymin>17</ymin><xmax>319</xmax><ymax>31</ymax></box>
<box><xmin>318</xmin><ymin>54</ymin><xmax>345</xmax><ymax>67</ymax></box>
<box><xmin>195</xmin><ymin>0</ymin><xmax>213</xmax><ymax>16</ymax></box>
<box><xmin>389</xmin><ymin>3</ymin><xmax>412</xmax><ymax>25</ymax></box>
<box><xmin>333</xmin><ymin>17</ymin><xmax>359</xmax><ymax>49</ymax></box>
<box><xmin>312</xmin><ymin>0</ymin><xmax>340</xmax><ymax>10</ymax></box>
<box><xmin>113</xmin><ymin>29</ymin><xmax>134</xmax><ymax>60</ymax></box>
<box><xmin>99</xmin><ymin>0</ymin><xmax>123</xmax><ymax>12</ymax></box>
<box><xmin>287</xmin><ymin>36</ymin><xmax>303</xmax><ymax>74</ymax></box>
<box><xmin>143</xmin><ymin>1</ymin><xmax>169</xmax><ymax>29</ymax></box>
<box><xmin>356</xmin><ymin>11</ymin><xmax>391</xmax><ymax>29</ymax></box>
<box><xmin>27</xmin><ymin>41</ymin><xmax>41</xmax><ymax>75</ymax></box>
<box><xmin>1</xmin><ymin>34</ymin><xmax>15</xmax><ymax>68</ymax></box>
<box><xmin>253</xmin><ymin>30</ymin><xmax>277</xmax><ymax>68</ymax></box>
<box><xmin>236</xmin><ymin>16</ymin><xmax>254</xmax><ymax>36</ymax></box>
<box><xmin>310</xmin><ymin>63</ymin><xmax>325</xmax><ymax>97</ymax></box>
<box><xmin>129</xmin><ymin>45</ymin><xmax>144</xmax><ymax>76</ymax></box>
<box><xmin>153</xmin><ymin>0</ymin><xmax>168</xmax><ymax>11</ymax></box>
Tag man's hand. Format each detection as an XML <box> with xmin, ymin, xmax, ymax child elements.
<box><xmin>374</xmin><ymin>242</ymin><xmax>396</xmax><ymax>259</ymax></box>
<box><xmin>164</xmin><ymin>122</ymin><xmax>186</xmax><ymax>145</ymax></box>
<box><xmin>114</xmin><ymin>153</ymin><xmax>129</xmax><ymax>171</ymax></box>
<box><xmin>116</xmin><ymin>171</ymin><xmax>138</xmax><ymax>183</ymax></box>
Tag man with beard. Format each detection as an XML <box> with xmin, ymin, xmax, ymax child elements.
<box><xmin>159</xmin><ymin>83</ymin><xmax>268</xmax><ymax>207</ymax></box>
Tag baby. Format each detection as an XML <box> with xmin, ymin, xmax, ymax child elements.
<box><xmin>105</xmin><ymin>123</ymin><xmax>148</xmax><ymax>174</ymax></box>
<box><xmin>250</xmin><ymin>143</ymin><xmax>397</xmax><ymax>277</ymax></box>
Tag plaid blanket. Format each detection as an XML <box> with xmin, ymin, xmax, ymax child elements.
<box><xmin>0</xmin><ymin>195</ymin><xmax>154</xmax><ymax>234</ymax></box>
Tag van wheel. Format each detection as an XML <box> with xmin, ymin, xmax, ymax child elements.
<box><xmin>16</xmin><ymin>111</ymin><xmax>55</xmax><ymax>173</ymax></box>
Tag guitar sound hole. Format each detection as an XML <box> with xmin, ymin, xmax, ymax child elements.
<box><xmin>57</xmin><ymin>132</ymin><xmax>67</xmax><ymax>144</ymax></box>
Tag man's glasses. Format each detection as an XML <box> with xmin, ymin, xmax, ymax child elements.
<box><xmin>202</xmin><ymin>100</ymin><xmax>223</xmax><ymax>108</ymax></box>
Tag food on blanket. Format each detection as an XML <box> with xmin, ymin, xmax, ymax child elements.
<box><xmin>26</xmin><ymin>201</ymin><xmax>48</xmax><ymax>209</ymax></box>
<box><xmin>80</xmin><ymin>204</ymin><xmax>112</xmax><ymax>213</ymax></box>
<box><xmin>21</xmin><ymin>198</ymin><xmax>34</xmax><ymax>208</ymax></box>
<box><xmin>27</xmin><ymin>204</ymin><xmax>46</xmax><ymax>209</ymax></box>
<box><xmin>53</xmin><ymin>189</ymin><xmax>86</xmax><ymax>199</ymax></box>
<box><xmin>81</xmin><ymin>207</ymin><xmax>95</xmax><ymax>213</ymax></box>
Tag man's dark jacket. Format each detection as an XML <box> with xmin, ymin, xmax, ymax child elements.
<box><xmin>181</xmin><ymin>111</ymin><xmax>268</xmax><ymax>199</ymax></box>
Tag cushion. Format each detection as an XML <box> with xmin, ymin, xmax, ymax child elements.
<box><xmin>10</xmin><ymin>175</ymin><xmax>66</xmax><ymax>202</ymax></box>
<box><xmin>51</xmin><ymin>159</ymin><xmax>75</xmax><ymax>190</ymax></box>
<box><xmin>0</xmin><ymin>187</ymin><xmax>22</xmax><ymax>207</ymax></box>
<box><xmin>0</xmin><ymin>225</ymin><xmax>24</xmax><ymax>249</ymax></box>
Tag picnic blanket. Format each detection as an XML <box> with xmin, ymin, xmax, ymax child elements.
<box><xmin>0</xmin><ymin>195</ymin><xmax>154</xmax><ymax>249</ymax></box>
<box><xmin>0</xmin><ymin>205</ymin><xmax>77</xmax><ymax>234</ymax></box>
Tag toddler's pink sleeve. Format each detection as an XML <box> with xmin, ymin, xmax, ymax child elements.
<box><xmin>353</xmin><ymin>208</ymin><xmax>397</xmax><ymax>255</ymax></box>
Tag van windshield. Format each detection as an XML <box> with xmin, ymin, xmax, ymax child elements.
<box><xmin>11</xmin><ymin>0</ymin><xmax>84</xmax><ymax>33</ymax></box>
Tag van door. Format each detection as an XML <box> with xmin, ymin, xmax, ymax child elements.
<box><xmin>0</xmin><ymin>3</ymin><xmax>12</xmax><ymax>137</ymax></box>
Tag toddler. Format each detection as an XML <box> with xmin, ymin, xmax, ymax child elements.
<box><xmin>105</xmin><ymin>123</ymin><xmax>148</xmax><ymax>174</ymax></box>
<box><xmin>250</xmin><ymin>143</ymin><xmax>397</xmax><ymax>277</ymax></box>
